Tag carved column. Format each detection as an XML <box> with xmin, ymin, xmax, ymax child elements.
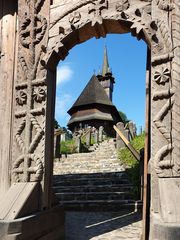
<box><xmin>0</xmin><ymin>1</ymin><xmax>65</xmax><ymax>239</ymax></box>
<box><xmin>150</xmin><ymin>0</ymin><xmax>180</xmax><ymax>239</ymax></box>
<box><xmin>12</xmin><ymin>0</ymin><xmax>53</xmax><ymax>208</ymax></box>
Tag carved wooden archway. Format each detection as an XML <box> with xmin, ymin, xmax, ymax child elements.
<box><xmin>0</xmin><ymin>0</ymin><xmax>180</xmax><ymax>239</ymax></box>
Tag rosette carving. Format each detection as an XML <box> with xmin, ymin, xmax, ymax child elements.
<box><xmin>33</xmin><ymin>87</ymin><xmax>46</xmax><ymax>103</ymax></box>
<box><xmin>154</xmin><ymin>68</ymin><xmax>171</xmax><ymax>85</ymax></box>
<box><xmin>16</xmin><ymin>90</ymin><xmax>27</xmax><ymax>106</ymax></box>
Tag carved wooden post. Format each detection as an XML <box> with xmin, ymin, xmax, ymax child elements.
<box><xmin>116</xmin><ymin>122</ymin><xmax>126</xmax><ymax>150</ymax></box>
<box><xmin>75</xmin><ymin>135</ymin><xmax>81</xmax><ymax>153</ymax></box>
<box><xmin>99</xmin><ymin>126</ymin><xmax>103</xmax><ymax>142</ymax></box>
<box><xmin>54</xmin><ymin>129</ymin><xmax>61</xmax><ymax>159</ymax></box>
<box><xmin>11</xmin><ymin>0</ymin><xmax>53</xmax><ymax>208</ymax></box>
<box><xmin>94</xmin><ymin>129</ymin><xmax>99</xmax><ymax>144</ymax></box>
<box><xmin>0</xmin><ymin>1</ymin><xmax>65</xmax><ymax>239</ymax></box>
<box><xmin>0</xmin><ymin>1</ymin><xmax>17</xmax><ymax>200</ymax></box>
<box><xmin>86</xmin><ymin>128</ymin><xmax>91</xmax><ymax>147</ymax></box>
<box><xmin>128</xmin><ymin>121</ymin><xmax>135</xmax><ymax>140</ymax></box>
<box><xmin>124</xmin><ymin>129</ymin><xmax>130</xmax><ymax>142</ymax></box>
<box><xmin>149</xmin><ymin>1</ymin><xmax>180</xmax><ymax>239</ymax></box>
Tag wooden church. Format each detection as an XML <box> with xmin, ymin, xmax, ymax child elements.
<box><xmin>67</xmin><ymin>47</ymin><xmax>122</xmax><ymax>136</ymax></box>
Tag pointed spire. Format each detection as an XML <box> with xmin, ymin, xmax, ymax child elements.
<box><xmin>102</xmin><ymin>45</ymin><xmax>110</xmax><ymax>76</ymax></box>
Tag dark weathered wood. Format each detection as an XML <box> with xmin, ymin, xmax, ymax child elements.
<box><xmin>142</xmin><ymin>48</ymin><xmax>151</xmax><ymax>240</ymax></box>
<box><xmin>44</xmin><ymin>69</ymin><xmax>57</xmax><ymax>209</ymax></box>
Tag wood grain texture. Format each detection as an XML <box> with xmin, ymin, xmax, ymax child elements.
<box><xmin>0</xmin><ymin>1</ymin><xmax>17</xmax><ymax>200</ymax></box>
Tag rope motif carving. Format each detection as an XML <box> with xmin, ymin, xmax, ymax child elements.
<box><xmin>152</xmin><ymin>89</ymin><xmax>175</xmax><ymax>101</ymax></box>
<box><xmin>15</xmin><ymin>119</ymin><xmax>26</xmax><ymax>153</ymax></box>
<box><xmin>153</xmin><ymin>99</ymin><xmax>174</xmax><ymax>142</ymax></box>
<box><xmin>154</xmin><ymin>144</ymin><xmax>174</xmax><ymax>177</ymax></box>
<box><xmin>29</xmin><ymin>116</ymin><xmax>44</xmax><ymax>153</ymax></box>
<box><xmin>12</xmin><ymin>154</ymin><xmax>43</xmax><ymax>182</ymax></box>
<box><xmin>152</xmin><ymin>21</ymin><xmax>174</xmax><ymax>65</ymax></box>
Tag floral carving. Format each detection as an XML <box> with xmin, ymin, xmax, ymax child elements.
<box><xmin>156</xmin><ymin>0</ymin><xmax>174</xmax><ymax>11</ymax></box>
<box><xmin>20</xmin><ymin>14</ymin><xmax>47</xmax><ymax>48</ymax></box>
<box><xmin>116</xmin><ymin>0</ymin><xmax>129</xmax><ymax>12</ymax></box>
<box><xmin>154</xmin><ymin>68</ymin><xmax>171</xmax><ymax>84</ymax></box>
<box><xmin>88</xmin><ymin>0</ymin><xmax>108</xmax><ymax>26</ymax></box>
<box><xmin>16</xmin><ymin>90</ymin><xmax>27</xmax><ymax>105</ymax></box>
<box><xmin>33</xmin><ymin>87</ymin><xmax>46</xmax><ymax>103</ymax></box>
<box><xmin>69</xmin><ymin>12</ymin><xmax>81</xmax><ymax>25</ymax></box>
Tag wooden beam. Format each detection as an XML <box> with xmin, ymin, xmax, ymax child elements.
<box><xmin>0</xmin><ymin>1</ymin><xmax>17</xmax><ymax>199</ymax></box>
<box><xmin>142</xmin><ymin>48</ymin><xmax>151</xmax><ymax>240</ymax></box>
<box><xmin>0</xmin><ymin>183</ymin><xmax>39</xmax><ymax>220</ymax></box>
<box><xmin>113</xmin><ymin>125</ymin><xmax>140</xmax><ymax>161</ymax></box>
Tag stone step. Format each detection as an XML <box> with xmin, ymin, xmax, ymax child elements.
<box><xmin>58</xmin><ymin>156</ymin><xmax>118</xmax><ymax>161</ymax></box>
<box><xmin>53</xmin><ymin>139</ymin><xmax>138</xmax><ymax>212</ymax></box>
<box><xmin>54</xmin><ymin>172</ymin><xmax>127</xmax><ymax>180</ymax></box>
<box><xmin>56</xmin><ymin>160</ymin><xmax>119</xmax><ymax>164</ymax></box>
<box><xmin>56</xmin><ymin>191</ymin><xmax>133</xmax><ymax>201</ymax></box>
<box><xmin>54</xmin><ymin>169</ymin><xmax>125</xmax><ymax>175</ymax></box>
<box><xmin>53</xmin><ymin>176</ymin><xmax>130</xmax><ymax>187</ymax></box>
<box><xmin>54</xmin><ymin>166</ymin><xmax>123</xmax><ymax>172</ymax></box>
<box><xmin>58</xmin><ymin>200</ymin><xmax>142</xmax><ymax>211</ymax></box>
<box><xmin>53</xmin><ymin>183</ymin><xmax>134</xmax><ymax>193</ymax></box>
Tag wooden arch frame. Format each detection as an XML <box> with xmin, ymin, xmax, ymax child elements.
<box><xmin>0</xmin><ymin>1</ymin><xmax>180</xmax><ymax>239</ymax></box>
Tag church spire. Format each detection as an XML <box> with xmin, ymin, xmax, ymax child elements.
<box><xmin>97</xmin><ymin>46</ymin><xmax>115</xmax><ymax>101</ymax></box>
<box><xmin>102</xmin><ymin>46</ymin><xmax>110</xmax><ymax>76</ymax></box>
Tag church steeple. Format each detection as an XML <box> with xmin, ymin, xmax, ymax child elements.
<box><xmin>97</xmin><ymin>46</ymin><xmax>115</xmax><ymax>101</ymax></box>
<box><xmin>102</xmin><ymin>46</ymin><xmax>110</xmax><ymax>76</ymax></box>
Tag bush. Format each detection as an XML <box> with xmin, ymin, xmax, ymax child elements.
<box><xmin>118</xmin><ymin>132</ymin><xmax>145</xmax><ymax>199</ymax></box>
<box><xmin>60</xmin><ymin>139</ymin><xmax>77</xmax><ymax>154</ymax></box>
<box><xmin>119</xmin><ymin>132</ymin><xmax>145</xmax><ymax>167</ymax></box>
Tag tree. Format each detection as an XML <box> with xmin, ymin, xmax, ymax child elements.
<box><xmin>54</xmin><ymin>119</ymin><xmax>60</xmax><ymax>129</ymax></box>
<box><xmin>118</xmin><ymin>110</ymin><xmax>129</xmax><ymax>124</ymax></box>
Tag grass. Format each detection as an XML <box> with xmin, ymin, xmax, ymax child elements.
<box><xmin>60</xmin><ymin>138</ymin><xmax>92</xmax><ymax>154</ymax></box>
<box><xmin>118</xmin><ymin>132</ymin><xmax>145</xmax><ymax>199</ymax></box>
<box><xmin>60</xmin><ymin>139</ymin><xmax>77</xmax><ymax>154</ymax></box>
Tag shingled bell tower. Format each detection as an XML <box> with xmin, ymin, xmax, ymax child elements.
<box><xmin>97</xmin><ymin>46</ymin><xmax>115</xmax><ymax>101</ymax></box>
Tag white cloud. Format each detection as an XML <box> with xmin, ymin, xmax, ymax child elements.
<box><xmin>56</xmin><ymin>65</ymin><xmax>73</xmax><ymax>85</ymax></box>
<box><xmin>55</xmin><ymin>93</ymin><xmax>74</xmax><ymax>127</ymax></box>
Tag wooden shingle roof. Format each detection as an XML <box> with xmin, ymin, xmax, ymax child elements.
<box><xmin>68</xmin><ymin>75</ymin><xmax>114</xmax><ymax>114</ymax></box>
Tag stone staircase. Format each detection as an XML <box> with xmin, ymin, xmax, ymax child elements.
<box><xmin>53</xmin><ymin>139</ymin><xmax>141</xmax><ymax>211</ymax></box>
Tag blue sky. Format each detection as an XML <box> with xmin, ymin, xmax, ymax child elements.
<box><xmin>55</xmin><ymin>33</ymin><xmax>147</xmax><ymax>133</ymax></box>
